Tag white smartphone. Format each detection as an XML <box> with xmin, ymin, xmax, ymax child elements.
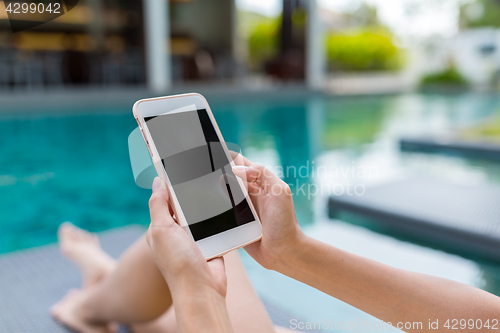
<box><xmin>133</xmin><ymin>93</ymin><xmax>262</xmax><ymax>259</ymax></box>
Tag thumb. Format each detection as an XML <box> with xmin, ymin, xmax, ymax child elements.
<box><xmin>148</xmin><ymin>177</ymin><xmax>178</xmax><ymax>238</ymax></box>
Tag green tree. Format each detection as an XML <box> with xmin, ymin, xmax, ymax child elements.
<box><xmin>346</xmin><ymin>3</ymin><xmax>381</xmax><ymax>27</ymax></box>
<box><xmin>460</xmin><ymin>0</ymin><xmax>500</xmax><ymax>28</ymax></box>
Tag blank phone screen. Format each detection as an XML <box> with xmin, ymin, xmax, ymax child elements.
<box><xmin>144</xmin><ymin>108</ymin><xmax>255</xmax><ymax>241</ymax></box>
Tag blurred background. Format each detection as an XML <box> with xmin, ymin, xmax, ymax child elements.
<box><xmin>1</xmin><ymin>0</ymin><xmax>500</xmax><ymax>331</ymax></box>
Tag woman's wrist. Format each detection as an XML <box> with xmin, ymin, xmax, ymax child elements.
<box><xmin>172</xmin><ymin>282</ymin><xmax>232</xmax><ymax>333</ymax></box>
<box><xmin>168</xmin><ymin>272</ymin><xmax>223</xmax><ymax>301</ymax></box>
<box><xmin>272</xmin><ymin>229</ymin><xmax>312</xmax><ymax>274</ymax></box>
<box><xmin>172</xmin><ymin>283</ymin><xmax>225</xmax><ymax>307</ymax></box>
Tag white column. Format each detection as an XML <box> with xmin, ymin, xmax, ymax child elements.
<box><xmin>231</xmin><ymin>0</ymin><xmax>246</xmax><ymax>80</ymax></box>
<box><xmin>143</xmin><ymin>0</ymin><xmax>171</xmax><ymax>92</ymax></box>
<box><xmin>306</xmin><ymin>0</ymin><xmax>324</xmax><ymax>90</ymax></box>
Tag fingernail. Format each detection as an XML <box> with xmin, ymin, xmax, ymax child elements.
<box><xmin>232</xmin><ymin>166</ymin><xmax>248</xmax><ymax>171</ymax></box>
<box><xmin>152</xmin><ymin>177</ymin><xmax>165</xmax><ymax>192</ymax></box>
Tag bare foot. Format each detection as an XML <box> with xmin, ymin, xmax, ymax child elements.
<box><xmin>58</xmin><ymin>222</ymin><xmax>116</xmax><ymax>288</ymax></box>
<box><xmin>51</xmin><ymin>289</ymin><xmax>117</xmax><ymax>333</ymax></box>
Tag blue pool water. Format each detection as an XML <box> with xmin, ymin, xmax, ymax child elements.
<box><xmin>2</xmin><ymin>92</ymin><xmax>500</xmax><ymax>251</ymax></box>
<box><xmin>1</xmin><ymin>92</ymin><xmax>500</xmax><ymax>329</ymax></box>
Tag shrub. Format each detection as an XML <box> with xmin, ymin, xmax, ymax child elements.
<box><xmin>247</xmin><ymin>17</ymin><xmax>280</xmax><ymax>69</ymax></box>
<box><xmin>419</xmin><ymin>66</ymin><xmax>469</xmax><ymax>87</ymax></box>
<box><xmin>325</xmin><ymin>29</ymin><xmax>402</xmax><ymax>72</ymax></box>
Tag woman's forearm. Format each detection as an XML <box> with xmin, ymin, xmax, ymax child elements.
<box><xmin>276</xmin><ymin>234</ymin><xmax>500</xmax><ymax>332</ymax></box>
<box><xmin>172</xmin><ymin>285</ymin><xmax>233</xmax><ymax>333</ymax></box>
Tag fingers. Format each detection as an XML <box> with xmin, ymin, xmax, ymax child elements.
<box><xmin>232</xmin><ymin>165</ymin><xmax>285</xmax><ymax>195</ymax></box>
<box><xmin>232</xmin><ymin>165</ymin><xmax>257</xmax><ymax>195</ymax></box>
<box><xmin>149</xmin><ymin>177</ymin><xmax>176</xmax><ymax>229</ymax></box>
<box><xmin>228</xmin><ymin>152</ymin><xmax>255</xmax><ymax>194</ymax></box>
<box><xmin>208</xmin><ymin>256</ymin><xmax>225</xmax><ymax>268</ymax></box>
<box><xmin>167</xmin><ymin>199</ymin><xmax>177</xmax><ymax>221</ymax></box>
<box><xmin>229</xmin><ymin>150</ymin><xmax>254</xmax><ymax>167</ymax></box>
<box><xmin>207</xmin><ymin>256</ymin><xmax>226</xmax><ymax>281</ymax></box>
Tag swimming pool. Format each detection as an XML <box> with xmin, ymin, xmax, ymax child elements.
<box><xmin>1</xmin><ymin>92</ymin><xmax>500</xmax><ymax>330</ymax></box>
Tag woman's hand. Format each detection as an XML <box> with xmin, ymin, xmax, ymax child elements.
<box><xmin>147</xmin><ymin>177</ymin><xmax>227</xmax><ymax>299</ymax></box>
<box><xmin>147</xmin><ymin>177</ymin><xmax>233</xmax><ymax>333</ymax></box>
<box><xmin>231</xmin><ymin>154</ymin><xmax>306</xmax><ymax>271</ymax></box>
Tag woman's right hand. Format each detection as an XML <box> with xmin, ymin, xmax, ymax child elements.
<box><xmin>231</xmin><ymin>155</ymin><xmax>306</xmax><ymax>271</ymax></box>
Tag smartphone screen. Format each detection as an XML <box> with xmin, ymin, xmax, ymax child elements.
<box><xmin>144</xmin><ymin>107</ymin><xmax>256</xmax><ymax>241</ymax></box>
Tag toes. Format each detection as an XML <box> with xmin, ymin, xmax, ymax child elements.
<box><xmin>59</xmin><ymin>222</ymin><xmax>78</xmax><ymax>241</ymax></box>
<box><xmin>50</xmin><ymin>304</ymin><xmax>61</xmax><ymax>319</ymax></box>
<box><xmin>80</xmin><ymin>229</ymin><xmax>96</xmax><ymax>242</ymax></box>
<box><xmin>50</xmin><ymin>289</ymin><xmax>77</xmax><ymax>321</ymax></box>
<box><xmin>52</xmin><ymin>289</ymin><xmax>79</xmax><ymax>307</ymax></box>
<box><xmin>58</xmin><ymin>222</ymin><xmax>71</xmax><ymax>237</ymax></box>
<box><xmin>72</xmin><ymin>225</ymin><xmax>87</xmax><ymax>242</ymax></box>
<box><xmin>77</xmin><ymin>229</ymin><xmax>99</xmax><ymax>246</ymax></box>
<box><xmin>59</xmin><ymin>222</ymin><xmax>98</xmax><ymax>244</ymax></box>
<box><xmin>50</xmin><ymin>289</ymin><xmax>88</xmax><ymax>331</ymax></box>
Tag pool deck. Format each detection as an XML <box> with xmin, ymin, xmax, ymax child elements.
<box><xmin>0</xmin><ymin>225</ymin><xmax>315</xmax><ymax>332</ymax></box>
<box><xmin>400</xmin><ymin>136</ymin><xmax>500</xmax><ymax>160</ymax></box>
<box><xmin>328</xmin><ymin>177</ymin><xmax>500</xmax><ymax>262</ymax></box>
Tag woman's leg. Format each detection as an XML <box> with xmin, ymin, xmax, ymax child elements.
<box><xmin>131</xmin><ymin>250</ymin><xmax>278</xmax><ymax>333</ymax></box>
<box><xmin>131</xmin><ymin>250</ymin><xmax>277</xmax><ymax>333</ymax></box>
<box><xmin>85</xmin><ymin>234</ymin><xmax>173</xmax><ymax>323</ymax></box>
<box><xmin>225</xmin><ymin>250</ymin><xmax>276</xmax><ymax>332</ymax></box>
<box><xmin>52</xmin><ymin>224</ymin><xmax>173</xmax><ymax>332</ymax></box>
<box><xmin>52</xmin><ymin>224</ymin><xmax>281</xmax><ymax>333</ymax></box>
